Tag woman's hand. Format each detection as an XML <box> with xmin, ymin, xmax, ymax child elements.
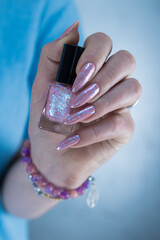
<box><xmin>29</xmin><ymin>21</ymin><xmax>142</xmax><ymax>190</ymax></box>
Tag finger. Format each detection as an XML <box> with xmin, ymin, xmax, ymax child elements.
<box><xmin>31</xmin><ymin>21</ymin><xmax>80</xmax><ymax>104</ymax></box>
<box><xmin>56</xmin><ymin>111</ymin><xmax>134</xmax><ymax>150</ymax></box>
<box><xmin>82</xmin><ymin>77</ymin><xmax>142</xmax><ymax>123</ymax></box>
<box><xmin>72</xmin><ymin>32</ymin><xmax>112</xmax><ymax>92</ymax></box>
<box><xmin>64</xmin><ymin>78</ymin><xmax>142</xmax><ymax>125</ymax></box>
<box><xmin>70</xmin><ymin>50</ymin><xmax>136</xmax><ymax>108</ymax></box>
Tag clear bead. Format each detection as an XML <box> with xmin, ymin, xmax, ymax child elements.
<box><xmin>86</xmin><ymin>184</ymin><xmax>99</xmax><ymax>208</ymax></box>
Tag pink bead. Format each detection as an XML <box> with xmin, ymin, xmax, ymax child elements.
<box><xmin>31</xmin><ymin>173</ymin><xmax>41</xmax><ymax>182</ymax></box>
<box><xmin>23</xmin><ymin>140</ymin><xmax>30</xmax><ymax>148</ymax></box>
<box><xmin>38</xmin><ymin>178</ymin><xmax>48</xmax><ymax>187</ymax></box>
<box><xmin>76</xmin><ymin>186</ymin><xmax>85</xmax><ymax>195</ymax></box>
<box><xmin>69</xmin><ymin>190</ymin><xmax>78</xmax><ymax>199</ymax></box>
<box><xmin>52</xmin><ymin>187</ymin><xmax>61</xmax><ymax>197</ymax></box>
<box><xmin>26</xmin><ymin>165</ymin><xmax>37</xmax><ymax>174</ymax></box>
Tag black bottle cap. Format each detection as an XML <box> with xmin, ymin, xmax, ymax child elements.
<box><xmin>56</xmin><ymin>44</ymin><xmax>85</xmax><ymax>85</ymax></box>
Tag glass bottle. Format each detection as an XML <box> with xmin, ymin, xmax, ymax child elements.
<box><xmin>38</xmin><ymin>44</ymin><xmax>84</xmax><ymax>135</ymax></box>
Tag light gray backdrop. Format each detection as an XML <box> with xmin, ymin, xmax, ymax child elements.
<box><xmin>30</xmin><ymin>0</ymin><xmax>160</xmax><ymax>239</ymax></box>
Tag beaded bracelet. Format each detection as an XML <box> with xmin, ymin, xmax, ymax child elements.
<box><xmin>21</xmin><ymin>140</ymin><xmax>99</xmax><ymax>208</ymax></box>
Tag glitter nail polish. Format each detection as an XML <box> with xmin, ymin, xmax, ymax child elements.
<box><xmin>56</xmin><ymin>135</ymin><xmax>80</xmax><ymax>150</ymax></box>
<box><xmin>38</xmin><ymin>44</ymin><xmax>84</xmax><ymax>135</ymax></box>
<box><xmin>70</xmin><ymin>83</ymin><xmax>100</xmax><ymax>108</ymax></box>
<box><xmin>64</xmin><ymin>105</ymin><xmax>95</xmax><ymax>125</ymax></box>
<box><xmin>72</xmin><ymin>63</ymin><xmax>96</xmax><ymax>93</ymax></box>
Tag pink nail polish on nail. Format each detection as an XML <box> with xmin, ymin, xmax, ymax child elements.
<box><xmin>56</xmin><ymin>135</ymin><xmax>80</xmax><ymax>150</ymax></box>
<box><xmin>70</xmin><ymin>83</ymin><xmax>100</xmax><ymax>108</ymax></box>
<box><xmin>72</xmin><ymin>63</ymin><xmax>95</xmax><ymax>93</ymax></box>
<box><xmin>38</xmin><ymin>44</ymin><xmax>84</xmax><ymax>135</ymax></box>
<box><xmin>59</xmin><ymin>20</ymin><xmax>80</xmax><ymax>40</ymax></box>
<box><xmin>64</xmin><ymin>106</ymin><xmax>95</xmax><ymax>125</ymax></box>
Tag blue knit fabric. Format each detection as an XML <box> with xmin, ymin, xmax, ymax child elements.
<box><xmin>0</xmin><ymin>0</ymin><xmax>83</xmax><ymax>239</ymax></box>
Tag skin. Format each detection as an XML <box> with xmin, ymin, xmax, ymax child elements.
<box><xmin>2</xmin><ymin>23</ymin><xmax>142</xmax><ymax>219</ymax></box>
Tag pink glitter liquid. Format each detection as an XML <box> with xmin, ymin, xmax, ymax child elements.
<box><xmin>45</xmin><ymin>82</ymin><xmax>72</xmax><ymax>123</ymax></box>
<box><xmin>38</xmin><ymin>82</ymin><xmax>77</xmax><ymax>135</ymax></box>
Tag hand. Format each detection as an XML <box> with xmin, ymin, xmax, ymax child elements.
<box><xmin>29</xmin><ymin>21</ymin><xmax>142</xmax><ymax>190</ymax></box>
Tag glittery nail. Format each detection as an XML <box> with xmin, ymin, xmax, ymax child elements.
<box><xmin>72</xmin><ymin>63</ymin><xmax>96</xmax><ymax>93</ymax></box>
<box><xmin>59</xmin><ymin>20</ymin><xmax>80</xmax><ymax>40</ymax></box>
<box><xmin>70</xmin><ymin>83</ymin><xmax>100</xmax><ymax>108</ymax></box>
<box><xmin>56</xmin><ymin>135</ymin><xmax>80</xmax><ymax>150</ymax></box>
<box><xmin>64</xmin><ymin>106</ymin><xmax>95</xmax><ymax>125</ymax></box>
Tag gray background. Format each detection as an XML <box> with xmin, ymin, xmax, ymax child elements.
<box><xmin>30</xmin><ymin>0</ymin><xmax>160</xmax><ymax>239</ymax></box>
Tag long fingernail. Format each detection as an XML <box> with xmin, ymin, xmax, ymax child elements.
<box><xmin>59</xmin><ymin>20</ymin><xmax>80</xmax><ymax>40</ymax></box>
<box><xmin>72</xmin><ymin>63</ymin><xmax>96</xmax><ymax>93</ymax></box>
<box><xmin>64</xmin><ymin>106</ymin><xmax>95</xmax><ymax>125</ymax></box>
<box><xmin>70</xmin><ymin>83</ymin><xmax>100</xmax><ymax>108</ymax></box>
<box><xmin>56</xmin><ymin>135</ymin><xmax>80</xmax><ymax>150</ymax></box>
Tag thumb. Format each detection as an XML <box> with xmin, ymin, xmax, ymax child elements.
<box><xmin>32</xmin><ymin>20</ymin><xmax>80</xmax><ymax>104</ymax></box>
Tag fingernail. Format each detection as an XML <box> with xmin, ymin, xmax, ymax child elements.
<box><xmin>64</xmin><ymin>106</ymin><xmax>95</xmax><ymax>125</ymax></box>
<box><xmin>56</xmin><ymin>135</ymin><xmax>80</xmax><ymax>150</ymax></box>
<box><xmin>72</xmin><ymin>63</ymin><xmax>96</xmax><ymax>93</ymax></box>
<box><xmin>70</xmin><ymin>83</ymin><xmax>100</xmax><ymax>108</ymax></box>
<box><xmin>59</xmin><ymin>20</ymin><xmax>80</xmax><ymax>40</ymax></box>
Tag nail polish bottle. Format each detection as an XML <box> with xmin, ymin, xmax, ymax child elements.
<box><xmin>38</xmin><ymin>44</ymin><xmax>84</xmax><ymax>135</ymax></box>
